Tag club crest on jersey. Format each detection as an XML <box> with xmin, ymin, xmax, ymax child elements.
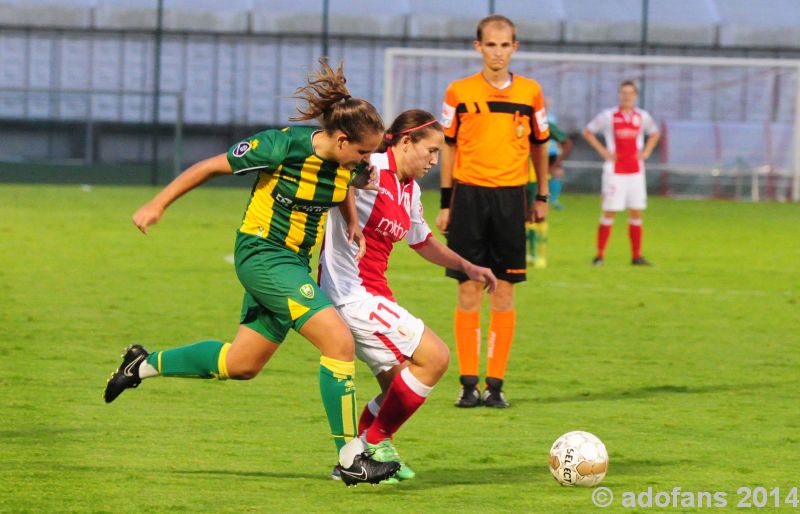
<box><xmin>300</xmin><ymin>284</ymin><xmax>315</xmax><ymax>299</ymax></box>
<box><xmin>232</xmin><ymin>141</ymin><xmax>251</xmax><ymax>157</ymax></box>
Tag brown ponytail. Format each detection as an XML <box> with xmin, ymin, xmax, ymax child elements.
<box><xmin>377</xmin><ymin>109</ymin><xmax>443</xmax><ymax>152</ymax></box>
<box><xmin>291</xmin><ymin>59</ymin><xmax>384</xmax><ymax>143</ymax></box>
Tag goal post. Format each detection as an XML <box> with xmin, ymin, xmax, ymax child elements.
<box><xmin>384</xmin><ymin>48</ymin><xmax>800</xmax><ymax>202</ymax></box>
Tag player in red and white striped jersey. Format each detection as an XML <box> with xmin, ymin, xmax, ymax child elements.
<box><xmin>319</xmin><ymin>109</ymin><xmax>497</xmax><ymax>481</ymax></box>
<box><xmin>583</xmin><ymin>80</ymin><xmax>661</xmax><ymax>266</ymax></box>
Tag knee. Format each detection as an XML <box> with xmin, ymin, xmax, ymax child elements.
<box><xmin>227</xmin><ymin>361</ymin><xmax>264</xmax><ymax>380</ymax></box>
<box><xmin>490</xmin><ymin>283</ymin><xmax>515</xmax><ymax>311</ymax></box>
<box><xmin>423</xmin><ymin>340</ymin><xmax>450</xmax><ymax>378</ymax></box>
<box><xmin>457</xmin><ymin>283</ymin><xmax>484</xmax><ymax>311</ymax></box>
<box><xmin>432</xmin><ymin>343</ymin><xmax>450</xmax><ymax>375</ymax></box>
<box><xmin>323</xmin><ymin>333</ymin><xmax>356</xmax><ymax>362</ymax></box>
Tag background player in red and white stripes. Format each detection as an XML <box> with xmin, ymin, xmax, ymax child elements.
<box><xmin>319</xmin><ymin>109</ymin><xmax>496</xmax><ymax>482</ymax></box>
<box><xmin>583</xmin><ymin>80</ymin><xmax>661</xmax><ymax>265</ymax></box>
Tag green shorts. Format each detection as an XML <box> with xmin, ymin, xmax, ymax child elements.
<box><xmin>234</xmin><ymin>232</ymin><xmax>332</xmax><ymax>343</ymax></box>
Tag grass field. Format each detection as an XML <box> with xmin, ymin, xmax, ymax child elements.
<box><xmin>1</xmin><ymin>183</ymin><xmax>799</xmax><ymax>513</ymax></box>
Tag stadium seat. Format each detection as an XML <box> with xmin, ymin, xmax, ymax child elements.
<box><xmin>251</xmin><ymin>0</ymin><xmax>323</xmax><ymax>34</ymax></box>
<box><xmin>562</xmin><ymin>0</ymin><xmax>641</xmax><ymax>43</ymax></box>
<box><xmin>95</xmin><ymin>0</ymin><xmax>251</xmax><ymax>32</ymax></box>
<box><xmin>717</xmin><ymin>0</ymin><xmax>800</xmax><ymax>48</ymax></box>
<box><xmin>406</xmin><ymin>0</ymin><xmax>488</xmax><ymax>39</ymax></box>
<box><xmin>0</xmin><ymin>0</ymin><xmax>93</xmax><ymax>29</ymax></box>
<box><xmin>647</xmin><ymin>0</ymin><xmax>718</xmax><ymax>46</ymax></box>
<box><xmin>495</xmin><ymin>0</ymin><xmax>564</xmax><ymax>42</ymax></box>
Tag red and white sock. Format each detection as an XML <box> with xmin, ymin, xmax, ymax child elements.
<box><xmin>364</xmin><ymin>368</ymin><xmax>432</xmax><ymax>444</ymax></box>
<box><xmin>357</xmin><ymin>396</ymin><xmax>381</xmax><ymax>436</ymax></box>
<box><xmin>597</xmin><ymin>217</ymin><xmax>614</xmax><ymax>257</ymax></box>
<box><xmin>628</xmin><ymin>219</ymin><xmax>643</xmax><ymax>259</ymax></box>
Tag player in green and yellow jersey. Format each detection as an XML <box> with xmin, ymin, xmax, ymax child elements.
<box><xmin>527</xmin><ymin>117</ymin><xmax>572</xmax><ymax>268</ymax></box>
<box><xmin>103</xmin><ymin>60</ymin><xmax>399</xmax><ymax>486</ymax></box>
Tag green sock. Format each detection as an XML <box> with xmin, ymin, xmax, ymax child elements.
<box><xmin>146</xmin><ymin>340</ymin><xmax>231</xmax><ymax>379</ymax></box>
<box><xmin>526</xmin><ymin>225</ymin><xmax>537</xmax><ymax>256</ymax></box>
<box><xmin>319</xmin><ymin>356</ymin><xmax>357</xmax><ymax>453</ymax></box>
<box><xmin>535</xmin><ymin>222</ymin><xmax>549</xmax><ymax>258</ymax></box>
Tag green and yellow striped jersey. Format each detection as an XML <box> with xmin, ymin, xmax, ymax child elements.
<box><xmin>227</xmin><ymin>126</ymin><xmax>353</xmax><ymax>260</ymax></box>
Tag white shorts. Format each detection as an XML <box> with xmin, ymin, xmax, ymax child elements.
<box><xmin>336</xmin><ymin>296</ymin><xmax>425</xmax><ymax>376</ymax></box>
<box><xmin>601</xmin><ymin>164</ymin><xmax>647</xmax><ymax>211</ymax></box>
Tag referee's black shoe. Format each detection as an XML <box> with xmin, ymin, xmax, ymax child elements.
<box><xmin>483</xmin><ymin>377</ymin><xmax>510</xmax><ymax>408</ymax></box>
<box><xmin>631</xmin><ymin>256</ymin><xmax>653</xmax><ymax>266</ymax></box>
<box><xmin>455</xmin><ymin>375</ymin><xmax>481</xmax><ymax>408</ymax></box>
<box><xmin>104</xmin><ymin>344</ymin><xmax>149</xmax><ymax>403</ymax></box>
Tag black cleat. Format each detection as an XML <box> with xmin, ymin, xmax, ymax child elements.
<box><xmin>592</xmin><ymin>255</ymin><xmax>604</xmax><ymax>266</ymax></box>
<box><xmin>455</xmin><ymin>375</ymin><xmax>481</xmax><ymax>408</ymax></box>
<box><xmin>104</xmin><ymin>344</ymin><xmax>149</xmax><ymax>403</ymax></box>
<box><xmin>631</xmin><ymin>256</ymin><xmax>653</xmax><ymax>266</ymax></box>
<box><xmin>483</xmin><ymin>377</ymin><xmax>510</xmax><ymax>408</ymax></box>
<box><xmin>335</xmin><ymin>453</ymin><xmax>400</xmax><ymax>487</ymax></box>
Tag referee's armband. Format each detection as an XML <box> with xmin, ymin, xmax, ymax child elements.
<box><xmin>440</xmin><ymin>187</ymin><xmax>453</xmax><ymax>209</ymax></box>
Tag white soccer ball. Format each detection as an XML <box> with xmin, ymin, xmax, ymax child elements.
<box><xmin>549</xmin><ymin>430</ymin><xmax>609</xmax><ymax>487</ymax></box>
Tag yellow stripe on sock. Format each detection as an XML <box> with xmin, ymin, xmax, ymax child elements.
<box><xmin>217</xmin><ymin>342</ymin><xmax>232</xmax><ymax>379</ymax></box>
<box><xmin>157</xmin><ymin>351</ymin><xmax>162</xmax><ymax>373</ymax></box>
<box><xmin>320</xmin><ymin>356</ymin><xmax>355</xmax><ymax>378</ymax></box>
<box><xmin>341</xmin><ymin>393</ymin><xmax>355</xmax><ymax>441</ymax></box>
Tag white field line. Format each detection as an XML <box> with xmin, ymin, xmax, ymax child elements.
<box><xmin>388</xmin><ymin>274</ymin><xmax>793</xmax><ymax>297</ymax></box>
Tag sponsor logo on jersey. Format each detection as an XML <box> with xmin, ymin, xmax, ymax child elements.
<box><xmin>273</xmin><ymin>192</ymin><xmax>329</xmax><ymax>213</ymax></box>
<box><xmin>614</xmin><ymin>128</ymin><xmax>640</xmax><ymax>139</ymax></box>
<box><xmin>378</xmin><ymin>186</ymin><xmax>395</xmax><ymax>201</ymax></box>
<box><xmin>300</xmin><ymin>284</ymin><xmax>315</xmax><ymax>299</ymax></box>
<box><xmin>375</xmin><ymin>217</ymin><xmax>408</xmax><ymax>241</ymax></box>
<box><xmin>232</xmin><ymin>141</ymin><xmax>251</xmax><ymax>157</ymax></box>
<box><xmin>441</xmin><ymin>102</ymin><xmax>456</xmax><ymax>128</ymax></box>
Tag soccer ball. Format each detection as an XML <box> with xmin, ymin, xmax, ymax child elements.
<box><xmin>548</xmin><ymin>431</ymin><xmax>608</xmax><ymax>487</ymax></box>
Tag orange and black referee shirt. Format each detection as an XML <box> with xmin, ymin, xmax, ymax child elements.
<box><xmin>441</xmin><ymin>72</ymin><xmax>550</xmax><ymax>188</ymax></box>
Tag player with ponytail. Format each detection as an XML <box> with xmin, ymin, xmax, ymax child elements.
<box><xmin>104</xmin><ymin>59</ymin><xmax>399</xmax><ymax>486</ymax></box>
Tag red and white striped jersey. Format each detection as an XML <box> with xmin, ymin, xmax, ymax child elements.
<box><xmin>319</xmin><ymin>148</ymin><xmax>433</xmax><ymax>305</ymax></box>
<box><xmin>585</xmin><ymin>107</ymin><xmax>659</xmax><ymax>174</ymax></box>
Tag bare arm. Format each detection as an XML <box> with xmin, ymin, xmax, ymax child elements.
<box><xmin>413</xmin><ymin>237</ymin><xmax>497</xmax><ymax>293</ymax></box>
<box><xmin>582</xmin><ymin>129</ymin><xmax>614</xmax><ymax>161</ymax></box>
<box><xmin>435</xmin><ymin>142</ymin><xmax>456</xmax><ymax>233</ymax></box>
<box><xmin>132</xmin><ymin>153</ymin><xmax>232</xmax><ymax>234</ymax></box>
<box><xmin>529</xmin><ymin>142</ymin><xmax>549</xmax><ymax>222</ymax></box>
<box><xmin>639</xmin><ymin>132</ymin><xmax>661</xmax><ymax>160</ymax></box>
<box><xmin>337</xmin><ymin>188</ymin><xmax>367</xmax><ymax>261</ymax></box>
<box><xmin>555</xmin><ymin>137</ymin><xmax>573</xmax><ymax>166</ymax></box>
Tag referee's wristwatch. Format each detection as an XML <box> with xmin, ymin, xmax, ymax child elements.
<box><xmin>535</xmin><ymin>194</ymin><xmax>549</xmax><ymax>203</ymax></box>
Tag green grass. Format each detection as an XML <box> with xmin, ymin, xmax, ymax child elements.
<box><xmin>1</xmin><ymin>183</ymin><xmax>798</xmax><ymax>513</ymax></box>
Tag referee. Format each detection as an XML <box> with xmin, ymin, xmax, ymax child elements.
<box><xmin>436</xmin><ymin>14</ymin><xmax>550</xmax><ymax>408</ymax></box>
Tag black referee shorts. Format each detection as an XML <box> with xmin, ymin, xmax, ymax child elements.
<box><xmin>445</xmin><ymin>182</ymin><xmax>527</xmax><ymax>283</ymax></box>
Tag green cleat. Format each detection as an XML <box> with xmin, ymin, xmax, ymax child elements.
<box><xmin>364</xmin><ymin>438</ymin><xmax>417</xmax><ymax>482</ymax></box>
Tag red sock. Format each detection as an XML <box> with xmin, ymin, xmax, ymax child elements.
<box><xmin>365</xmin><ymin>368</ymin><xmax>430</xmax><ymax>444</ymax></box>
<box><xmin>629</xmin><ymin>221</ymin><xmax>642</xmax><ymax>259</ymax></box>
<box><xmin>597</xmin><ymin>219</ymin><xmax>613</xmax><ymax>257</ymax></box>
<box><xmin>357</xmin><ymin>397</ymin><xmax>380</xmax><ymax>435</ymax></box>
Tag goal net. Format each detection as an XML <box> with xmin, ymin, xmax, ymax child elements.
<box><xmin>384</xmin><ymin>49</ymin><xmax>800</xmax><ymax>202</ymax></box>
